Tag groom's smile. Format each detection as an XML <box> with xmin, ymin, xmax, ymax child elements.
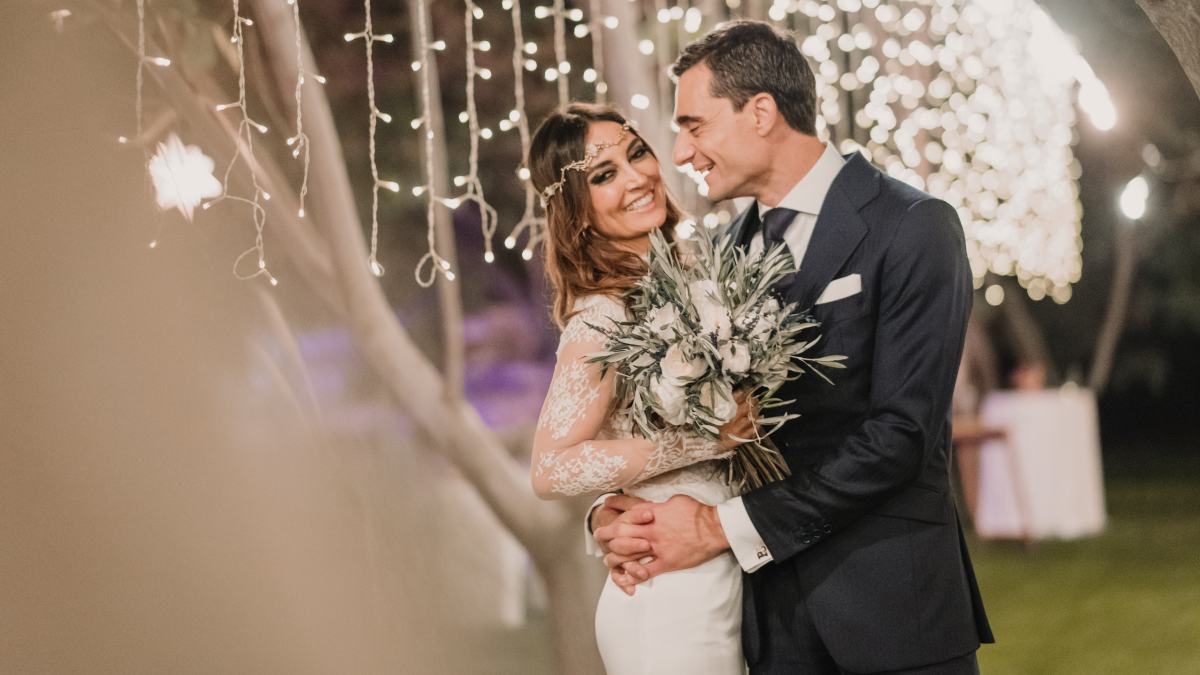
<box><xmin>671</xmin><ymin>63</ymin><xmax>768</xmax><ymax>204</ymax></box>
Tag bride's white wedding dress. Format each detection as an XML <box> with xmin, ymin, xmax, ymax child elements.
<box><xmin>531</xmin><ymin>294</ymin><xmax>745</xmax><ymax>675</ymax></box>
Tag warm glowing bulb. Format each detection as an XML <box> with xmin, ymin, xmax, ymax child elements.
<box><xmin>1119</xmin><ymin>176</ymin><xmax>1149</xmax><ymax>220</ymax></box>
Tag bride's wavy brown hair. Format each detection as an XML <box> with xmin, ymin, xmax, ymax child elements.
<box><xmin>529</xmin><ymin>103</ymin><xmax>684</xmax><ymax>328</ymax></box>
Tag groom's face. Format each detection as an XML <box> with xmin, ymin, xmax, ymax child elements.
<box><xmin>672</xmin><ymin>63</ymin><xmax>766</xmax><ymax>203</ymax></box>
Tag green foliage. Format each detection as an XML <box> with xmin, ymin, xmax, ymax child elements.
<box><xmin>587</xmin><ymin>229</ymin><xmax>844</xmax><ymax>493</ymax></box>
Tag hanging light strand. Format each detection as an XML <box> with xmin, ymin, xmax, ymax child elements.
<box><xmin>286</xmin><ymin>0</ymin><xmax>313</xmax><ymax>220</ymax></box>
<box><xmin>209</xmin><ymin>0</ymin><xmax>276</xmax><ymax>286</ymax></box>
<box><xmin>344</xmin><ymin>0</ymin><xmax>396</xmax><ymax>277</ymax></box>
<box><xmin>653</xmin><ymin>0</ymin><xmax>671</xmax><ymax>111</ymax></box>
<box><xmin>552</xmin><ymin>0</ymin><xmax>569</xmax><ymax>104</ymax></box>
<box><xmin>412</xmin><ymin>0</ymin><xmax>455</xmax><ymax>286</ymax></box>
<box><xmin>455</xmin><ymin>0</ymin><xmax>501</xmax><ymax>265</ymax></box>
<box><xmin>505</xmin><ymin>0</ymin><xmax>545</xmax><ymax>259</ymax></box>
<box><xmin>588</xmin><ymin>0</ymin><xmax>607</xmax><ymax>103</ymax></box>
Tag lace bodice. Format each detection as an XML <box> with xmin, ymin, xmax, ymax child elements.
<box><xmin>531</xmin><ymin>294</ymin><xmax>733</xmax><ymax>502</ymax></box>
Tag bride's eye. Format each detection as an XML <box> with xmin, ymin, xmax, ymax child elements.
<box><xmin>629</xmin><ymin>144</ymin><xmax>650</xmax><ymax>161</ymax></box>
<box><xmin>590</xmin><ymin>169</ymin><xmax>615</xmax><ymax>185</ymax></box>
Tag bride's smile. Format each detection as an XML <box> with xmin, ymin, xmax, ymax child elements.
<box><xmin>584</xmin><ymin>120</ymin><xmax>669</xmax><ymax>253</ymax></box>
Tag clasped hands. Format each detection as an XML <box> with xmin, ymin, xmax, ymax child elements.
<box><xmin>591</xmin><ymin>391</ymin><xmax>759</xmax><ymax>595</ymax></box>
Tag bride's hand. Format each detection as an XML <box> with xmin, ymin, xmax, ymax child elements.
<box><xmin>717</xmin><ymin>389</ymin><xmax>760</xmax><ymax>451</ymax></box>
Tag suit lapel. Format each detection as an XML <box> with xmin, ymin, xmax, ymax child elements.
<box><xmin>784</xmin><ymin>154</ymin><xmax>878</xmax><ymax>309</ymax></box>
<box><xmin>725</xmin><ymin>202</ymin><xmax>760</xmax><ymax>251</ymax></box>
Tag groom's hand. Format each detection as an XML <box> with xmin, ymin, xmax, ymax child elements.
<box><xmin>593</xmin><ymin>494</ymin><xmax>652</xmax><ymax>554</ymax></box>
<box><xmin>601</xmin><ymin>495</ymin><xmax>730</xmax><ymax>587</ymax></box>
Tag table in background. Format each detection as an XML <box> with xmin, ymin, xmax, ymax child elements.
<box><xmin>975</xmin><ymin>388</ymin><xmax>1107</xmax><ymax>541</ymax></box>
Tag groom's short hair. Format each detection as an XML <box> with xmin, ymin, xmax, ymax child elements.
<box><xmin>671</xmin><ymin>20</ymin><xmax>817</xmax><ymax>135</ymax></box>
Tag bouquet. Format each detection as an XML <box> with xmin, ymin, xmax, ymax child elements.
<box><xmin>588</xmin><ymin>228</ymin><xmax>845</xmax><ymax>494</ymax></box>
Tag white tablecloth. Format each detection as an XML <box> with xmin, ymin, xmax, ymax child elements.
<box><xmin>975</xmin><ymin>388</ymin><xmax>1107</xmax><ymax>540</ymax></box>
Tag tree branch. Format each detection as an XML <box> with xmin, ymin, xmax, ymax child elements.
<box><xmin>251</xmin><ymin>0</ymin><xmax>570</xmax><ymax>550</ymax></box>
<box><xmin>1137</xmin><ymin>0</ymin><xmax>1200</xmax><ymax>101</ymax></box>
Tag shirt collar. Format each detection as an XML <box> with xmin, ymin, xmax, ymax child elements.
<box><xmin>757</xmin><ymin>142</ymin><xmax>845</xmax><ymax>218</ymax></box>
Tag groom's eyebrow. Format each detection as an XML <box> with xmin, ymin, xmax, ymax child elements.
<box><xmin>674</xmin><ymin>114</ymin><xmax>702</xmax><ymax>127</ymax></box>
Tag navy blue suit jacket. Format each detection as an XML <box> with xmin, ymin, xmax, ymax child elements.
<box><xmin>728</xmin><ymin>153</ymin><xmax>993</xmax><ymax>672</ymax></box>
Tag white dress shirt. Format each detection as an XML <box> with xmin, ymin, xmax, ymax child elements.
<box><xmin>717</xmin><ymin>142</ymin><xmax>845</xmax><ymax>572</ymax></box>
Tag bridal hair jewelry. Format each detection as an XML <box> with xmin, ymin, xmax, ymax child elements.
<box><xmin>539</xmin><ymin>122</ymin><xmax>632</xmax><ymax>207</ymax></box>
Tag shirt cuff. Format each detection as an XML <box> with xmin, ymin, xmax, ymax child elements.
<box><xmin>716</xmin><ymin>496</ymin><xmax>773</xmax><ymax>572</ymax></box>
<box><xmin>583</xmin><ymin>492</ymin><xmax>615</xmax><ymax>557</ymax></box>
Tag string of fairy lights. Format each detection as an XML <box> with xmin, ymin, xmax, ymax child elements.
<box><xmin>343</xmin><ymin>0</ymin><xmax>396</xmax><ymax>278</ymax></box>
<box><xmin>208</xmin><ymin>0</ymin><xmax>277</xmax><ymax>286</ymax></box>
<box><xmin>286</xmin><ymin>0</ymin><xmax>321</xmax><ymax>222</ymax></box>
<box><xmin>502</xmin><ymin>0</ymin><xmax>546</xmax><ymax>260</ymax></box>
<box><xmin>111</xmin><ymin>0</ymin><xmax>1115</xmax><ymax>304</ymax></box>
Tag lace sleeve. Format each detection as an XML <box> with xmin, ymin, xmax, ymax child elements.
<box><xmin>530</xmin><ymin>296</ymin><xmax>731</xmax><ymax>499</ymax></box>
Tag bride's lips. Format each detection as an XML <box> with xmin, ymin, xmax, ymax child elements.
<box><xmin>623</xmin><ymin>188</ymin><xmax>658</xmax><ymax>212</ymax></box>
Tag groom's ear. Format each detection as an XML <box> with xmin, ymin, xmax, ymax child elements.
<box><xmin>748</xmin><ymin>93</ymin><xmax>781</xmax><ymax>137</ymax></box>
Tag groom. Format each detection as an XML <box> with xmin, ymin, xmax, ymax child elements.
<box><xmin>592</xmin><ymin>20</ymin><xmax>993</xmax><ymax>674</ymax></box>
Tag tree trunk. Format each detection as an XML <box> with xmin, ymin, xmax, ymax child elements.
<box><xmin>252</xmin><ymin>4</ymin><xmax>604</xmax><ymax>671</ymax></box>
<box><xmin>1089</xmin><ymin>225</ymin><xmax>1139</xmax><ymax>393</ymax></box>
<box><xmin>998</xmin><ymin>279</ymin><xmax>1059</xmax><ymax>384</ymax></box>
<box><xmin>1137</xmin><ymin>0</ymin><xmax>1200</xmax><ymax>101</ymax></box>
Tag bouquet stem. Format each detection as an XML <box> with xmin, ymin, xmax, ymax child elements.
<box><xmin>727</xmin><ymin>437</ymin><xmax>790</xmax><ymax>494</ymax></box>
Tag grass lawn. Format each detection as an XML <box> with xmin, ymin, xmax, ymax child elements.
<box><xmin>503</xmin><ymin>454</ymin><xmax>1200</xmax><ymax>674</ymax></box>
<box><xmin>974</xmin><ymin>454</ymin><xmax>1200</xmax><ymax>674</ymax></box>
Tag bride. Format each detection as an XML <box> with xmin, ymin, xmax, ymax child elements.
<box><xmin>528</xmin><ymin>103</ymin><xmax>755</xmax><ymax>674</ymax></box>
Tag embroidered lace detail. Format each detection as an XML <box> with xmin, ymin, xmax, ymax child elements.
<box><xmin>634</xmin><ymin>426</ymin><xmax>731</xmax><ymax>483</ymax></box>
<box><xmin>538</xmin><ymin>360</ymin><xmax>600</xmax><ymax>440</ymax></box>
<box><xmin>545</xmin><ymin>442</ymin><xmax>630</xmax><ymax>496</ymax></box>
<box><xmin>556</xmin><ymin>295</ymin><xmax>627</xmax><ymax>355</ymax></box>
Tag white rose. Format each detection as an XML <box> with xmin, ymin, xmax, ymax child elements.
<box><xmin>699</xmin><ymin>379</ymin><xmax>737</xmax><ymax>424</ymax></box>
<box><xmin>651</xmin><ymin>375</ymin><xmax>690</xmax><ymax>426</ymax></box>
<box><xmin>689</xmin><ymin>280</ymin><xmax>732</xmax><ymax>339</ymax></box>
<box><xmin>719</xmin><ymin>340</ymin><xmax>751</xmax><ymax>375</ymax></box>
<box><xmin>646</xmin><ymin>303</ymin><xmax>680</xmax><ymax>337</ymax></box>
<box><xmin>751</xmin><ymin>297</ymin><xmax>781</xmax><ymax>338</ymax></box>
<box><xmin>750</xmin><ymin>314</ymin><xmax>773</xmax><ymax>339</ymax></box>
<box><xmin>661</xmin><ymin>342</ymin><xmax>707</xmax><ymax>383</ymax></box>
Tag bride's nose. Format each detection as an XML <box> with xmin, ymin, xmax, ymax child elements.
<box><xmin>624</xmin><ymin>166</ymin><xmax>650</xmax><ymax>191</ymax></box>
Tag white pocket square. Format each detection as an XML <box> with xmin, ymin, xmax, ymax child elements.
<box><xmin>815</xmin><ymin>274</ymin><xmax>862</xmax><ymax>305</ymax></box>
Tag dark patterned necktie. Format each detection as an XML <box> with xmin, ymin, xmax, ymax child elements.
<box><xmin>761</xmin><ymin>207</ymin><xmax>799</xmax><ymax>251</ymax></box>
<box><xmin>760</xmin><ymin>207</ymin><xmax>800</xmax><ymax>294</ymax></box>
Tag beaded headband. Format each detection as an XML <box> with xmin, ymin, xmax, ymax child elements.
<box><xmin>539</xmin><ymin>122</ymin><xmax>633</xmax><ymax>208</ymax></box>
